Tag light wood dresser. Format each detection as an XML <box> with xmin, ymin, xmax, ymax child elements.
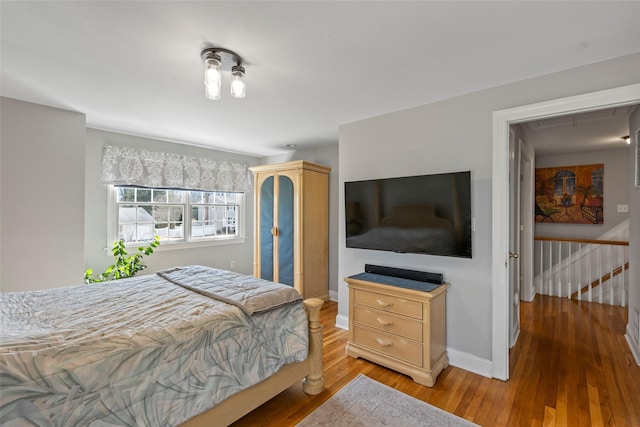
<box><xmin>345</xmin><ymin>274</ymin><xmax>449</xmax><ymax>386</ymax></box>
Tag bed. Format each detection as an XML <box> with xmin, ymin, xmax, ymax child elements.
<box><xmin>0</xmin><ymin>265</ymin><xmax>324</xmax><ymax>427</ymax></box>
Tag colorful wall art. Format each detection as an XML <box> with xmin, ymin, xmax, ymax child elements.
<box><xmin>535</xmin><ymin>163</ymin><xmax>604</xmax><ymax>224</ymax></box>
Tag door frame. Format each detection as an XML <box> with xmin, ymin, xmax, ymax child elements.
<box><xmin>508</xmin><ymin>128</ymin><xmax>521</xmax><ymax>348</ymax></box>
<box><xmin>491</xmin><ymin>83</ymin><xmax>640</xmax><ymax>381</ymax></box>
<box><xmin>520</xmin><ymin>138</ymin><xmax>535</xmax><ymax>303</ymax></box>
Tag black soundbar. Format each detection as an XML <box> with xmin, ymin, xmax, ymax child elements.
<box><xmin>365</xmin><ymin>264</ymin><xmax>444</xmax><ymax>285</ymax></box>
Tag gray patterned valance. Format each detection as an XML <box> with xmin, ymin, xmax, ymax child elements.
<box><xmin>101</xmin><ymin>144</ymin><xmax>252</xmax><ymax>192</ymax></box>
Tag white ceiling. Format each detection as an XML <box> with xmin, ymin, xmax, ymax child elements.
<box><xmin>521</xmin><ymin>105</ymin><xmax>637</xmax><ymax>156</ymax></box>
<box><xmin>2</xmin><ymin>1</ymin><xmax>639</xmax><ymax>157</ymax></box>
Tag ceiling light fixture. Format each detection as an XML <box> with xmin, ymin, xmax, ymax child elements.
<box><xmin>201</xmin><ymin>47</ymin><xmax>245</xmax><ymax>100</ymax></box>
<box><xmin>623</xmin><ymin>135</ymin><xmax>631</xmax><ymax>144</ymax></box>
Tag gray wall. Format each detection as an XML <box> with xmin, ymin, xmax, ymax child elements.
<box><xmin>1</xmin><ymin>98</ymin><xmax>86</xmax><ymax>292</ymax></box>
<box><xmin>535</xmin><ymin>149</ymin><xmax>629</xmax><ymax>239</ymax></box>
<box><xmin>84</xmin><ymin>129</ymin><xmax>260</xmax><ymax>278</ymax></box>
<box><xmin>262</xmin><ymin>144</ymin><xmax>339</xmax><ymax>300</ymax></box>
<box><xmin>338</xmin><ymin>53</ymin><xmax>640</xmax><ymax>374</ymax></box>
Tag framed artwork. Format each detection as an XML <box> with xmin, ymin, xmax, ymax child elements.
<box><xmin>534</xmin><ymin>163</ymin><xmax>604</xmax><ymax>224</ymax></box>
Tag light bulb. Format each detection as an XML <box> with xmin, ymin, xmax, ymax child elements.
<box><xmin>204</xmin><ymin>55</ymin><xmax>221</xmax><ymax>100</ymax></box>
<box><xmin>230</xmin><ymin>65</ymin><xmax>246</xmax><ymax>98</ymax></box>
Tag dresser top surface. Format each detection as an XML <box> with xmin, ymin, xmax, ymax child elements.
<box><xmin>346</xmin><ymin>273</ymin><xmax>448</xmax><ymax>295</ymax></box>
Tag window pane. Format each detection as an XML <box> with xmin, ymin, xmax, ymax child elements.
<box><xmin>155</xmin><ymin>226</ymin><xmax>169</xmax><ymax>239</ymax></box>
<box><xmin>153</xmin><ymin>190</ymin><xmax>167</xmax><ymax>203</ymax></box>
<box><xmin>169</xmin><ymin>206</ymin><xmax>183</xmax><ymax>222</ymax></box>
<box><xmin>168</xmin><ymin>190</ymin><xmax>183</xmax><ymax>203</ymax></box>
<box><xmin>192</xmin><ymin>219</ymin><xmax>204</xmax><ymax>237</ymax></box>
<box><xmin>119</xmin><ymin>205</ymin><xmax>137</xmax><ymax>224</ymax></box>
<box><xmin>191</xmin><ymin>205</ymin><xmax>204</xmax><ymax>221</ymax></box>
<box><xmin>224</xmin><ymin>206</ymin><xmax>237</xmax><ymax>235</ymax></box>
<box><xmin>168</xmin><ymin>222</ymin><xmax>183</xmax><ymax>239</ymax></box>
<box><xmin>190</xmin><ymin>191</ymin><xmax>203</xmax><ymax>204</ymax></box>
<box><xmin>205</xmin><ymin>192</ymin><xmax>216</xmax><ymax>203</ymax></box>
<box><xmin>137</xmin><ymin>189</ymin><xmax>152</xmax><ymax>202</ymax></box>
<box><xmin>118</xmin><ymin>187</ymin><xmax>135</xmax><ymax>202</ymax></box>
<box><xmin>153</xmin><ymin>206</ymin><xmax>168</xmax><ymax>222</ymax></box>
<box><xmin>119</xmin><ymin>205</ymin><xmax>154</xmax><ymax>242</ymax></box>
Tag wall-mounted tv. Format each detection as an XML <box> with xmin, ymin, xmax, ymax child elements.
<box><xmin>344</xmin><ymin>171</ymin><xmax>472</xmax><ymax>258</ymax></box>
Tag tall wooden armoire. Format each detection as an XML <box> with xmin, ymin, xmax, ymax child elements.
<box><xmin>249</xmin><ymin>161</ymin><xmax>331</xmax><ymax>300</ymax></box>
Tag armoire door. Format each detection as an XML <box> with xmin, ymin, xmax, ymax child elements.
<box><xmin>259</xmin><ymin>174</ymin><xmax>294</xmax><ymax>286</ymax></box>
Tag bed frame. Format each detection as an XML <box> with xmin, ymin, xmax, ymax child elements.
<box><xmin>180</xmin><ymin>298</ymin><xmax>325</xmax><ymax>427</ymax></box>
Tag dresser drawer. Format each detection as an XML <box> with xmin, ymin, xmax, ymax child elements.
<box><xmin>353</xmin><ymin>289</ymin><xmax>422</xmax><ymax>319</ymax></box>
<box><xmin>353</xmin><ymin>306</ymin><xmax>423</xmax><ymax>342</ymax></box>
<box><xmin>352</xmin><ymin>325</ymin><xmax>423</xmax><ymax>367</ymax></box>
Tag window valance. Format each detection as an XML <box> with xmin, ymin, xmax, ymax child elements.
<box><xmin>101</xmin><ymin>144</ymin><xmax>252</xmax><ymax>193</ymax></box>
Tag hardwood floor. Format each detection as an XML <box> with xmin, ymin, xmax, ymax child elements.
<box><xmin>231</xmin><ymin>295</ymin><xmax>640</xmax><ymax>426</ymax></box>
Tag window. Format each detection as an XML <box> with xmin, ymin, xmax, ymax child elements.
<box><xmin>111</xmin><ymin>186</ymin><xmax>244</xmax><ymax>246</ymax></box>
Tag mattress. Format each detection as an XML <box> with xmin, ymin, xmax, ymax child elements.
<box><xmin>0</xmin><ymin>267</ymin><xmax>309</xmax><ymax>426</ymax></box>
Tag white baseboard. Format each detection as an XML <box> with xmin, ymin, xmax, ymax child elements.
<box><xmin>335</xmin><ymin>314</ymin><xmax>349</xmax><ymax>330</ymax></box>
<box><xmin>329</xmin><ymin>289</ymin><xmax>339</xmax><ymax>302</ymax></box>
<box><xmin>523</xmin><ymin>289</ymin><xmax>536</xmax><ymax>303</ymax></box>
<box><xmin>446</xmin><ymin>348</ymin><xmax>493</xmax><ymax>379</ymax></box>
<box><xmin>625</xmin><ymin>324</ymin><xmax>640</xmax><ymax>367</ymax></box>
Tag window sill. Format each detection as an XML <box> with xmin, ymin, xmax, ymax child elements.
<box><xmin>105</xmin><ymin>236</ymin><xmax>248</xmax><ymax>254</ymax></box>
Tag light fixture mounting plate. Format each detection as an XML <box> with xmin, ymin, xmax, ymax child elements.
<box><xmin>201</xmin><ymin>47</ymin><xmax>243</xmax><ymax>71</ymax></box>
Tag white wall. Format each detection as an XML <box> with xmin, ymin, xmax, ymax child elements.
<box><xmin>338</xmin><ymin>53</ymin><xmax>640</xmax><ymax>374</ymax></box>
<box><xmin>1</xmin><ymin>97</ymin><xmax>86</xmax><ymax>291</ymax></box>
<box><xmin>263</xmin><ymin>144</ymin><xmax>339</xmax><ymax>300</ymax></box>
<box><xmin>534</xmin><ymin>149</ymin><xmax>629</xmax><ymax>240</ymax></box>
<box><xmin>627</xmin><ymin>107</ymin><xmax>640</xmax><ymax>363</ymax></box>
<box><xmin>84</xmin><ymin>129</ymin><xmax>260</xmax><ymax>278</ymax></box>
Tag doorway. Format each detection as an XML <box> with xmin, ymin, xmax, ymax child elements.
<box><xmin>491</xmin><ymin>83</ymin><xmax>640</xmax><ymax>381</ymax></box>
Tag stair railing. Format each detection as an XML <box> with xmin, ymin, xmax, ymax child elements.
<box><xmin>534</xmin><ymin>236</ymin><xmax>629</xmax><ymax>307</ymax></box>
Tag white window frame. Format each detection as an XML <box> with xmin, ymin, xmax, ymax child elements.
<box><xmin>107</xmin><ymin>186</ymin><xmax>247</xmax><ymax>252</ymax></box>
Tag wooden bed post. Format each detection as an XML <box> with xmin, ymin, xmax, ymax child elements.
<box><xmin>302</xmin><ymin>298</ymin><xmax>324</xmax><ymax>395</ymax></box>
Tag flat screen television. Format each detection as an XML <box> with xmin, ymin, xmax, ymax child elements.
<box><xmin>344</xmin><ymin>171</ymin><xmax>472</xmax><ymax>258</ymax></box>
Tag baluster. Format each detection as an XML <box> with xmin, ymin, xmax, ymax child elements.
<box><xmin>548</xmin><ymin>241</ymin><xmax>553</xmax><ymax>295</ymax></box>
<box><xmin>577</xmin><ymin>243</ymin><xmax>582</xmax><ymax>301</ymax></box>
<box><xmin>609</xmin><ymin>245</ymin><xmax>614</xmax><ymax>306</ymax></box>
<box><xmin>539</xmin><ymin>241</ymin><xmax>544</xmax><ymax>295</ymax></box>
<box><xmin>556</xmin><ymin>241</ymin><xmax>561</xmax><ymax>297</ymax></box>
<box><xmin>567</xmin><ymin>241</ymin><xmax>572</xmax><ymax>299</ymax></box>
<box><xmin>621</xmin><ymin>246</ymin><xmax>626</xmax><ymax>307</ymax></box>
<box><xmin>598</xmin><ymin>247</ymin><xmax>603</xmax><ymax>304</ymax></box>
<box><xmin>587</xmin><ymin>246</ymin><xmax>592</xmax><ymax>301</ymax></box>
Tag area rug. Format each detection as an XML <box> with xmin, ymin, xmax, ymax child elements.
<box><xmin>296</xmin><ymin>374</ymin><xmax>479</xmax><ymax>427</ymax></box>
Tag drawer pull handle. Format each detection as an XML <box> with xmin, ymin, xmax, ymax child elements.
<box><xmin>375</xmin><ymin>299</ymin><xmax>393</xmax><ymax>308</ymax></box>
<box><xmin>376</xmin><ymin>318</ymin><xmax>393</xmax><ymax>326</ymax></box>
<box><xmin>376</xmin><ymin>338</ymin><xmax>393</xmax><ymax>347</ymax></box>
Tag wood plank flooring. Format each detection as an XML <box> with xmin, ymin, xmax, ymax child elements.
<box><xmin>231</xmin><ymin>295</ymin><xmax>640</xmax><ymax>426</ymax></box>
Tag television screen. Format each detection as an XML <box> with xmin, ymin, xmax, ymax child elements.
<box><xmin>344</xmin><ymin>171</ymin><xmax>472</xmax><ymax>258</ymax></box>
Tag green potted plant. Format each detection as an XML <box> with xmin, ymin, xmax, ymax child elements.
<box><xmin>84</xmin><ymin>236</ymin><xmax>160</xmax><ymax>283</ymax></box>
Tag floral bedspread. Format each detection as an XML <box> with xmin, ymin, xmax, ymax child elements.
<box><xmin>0</xmin><ymin>268</ymin><xmax>308</xmax><ymax>426</ymax></box>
